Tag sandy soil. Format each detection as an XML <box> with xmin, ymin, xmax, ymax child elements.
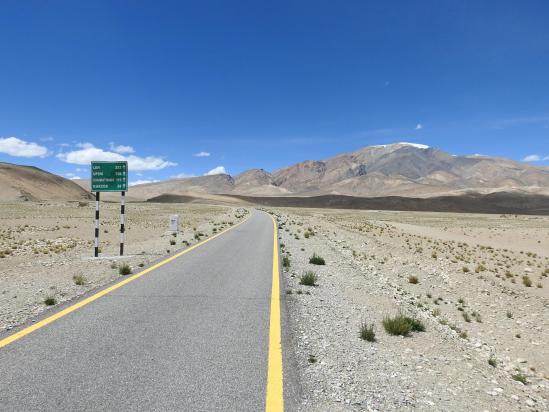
<box><xmin>269</xmin><ymin>208</ymin><xmax>549</xmax><ymax>411</ymax></box>
<box><xmin>0</xmin><ymin>201</ymin><xmax>247</xmax><ymax>330</ymax></box>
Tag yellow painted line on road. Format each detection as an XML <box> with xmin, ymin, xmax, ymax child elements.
<box><xmin>265</xmin><ymin>216</ymin><xmax>284</xmax><ymax>411</ymax></box>
<box><xmin>0</xmin><ymin>216</ymin><xmax>250</xmax><ymax>350</ymax></box>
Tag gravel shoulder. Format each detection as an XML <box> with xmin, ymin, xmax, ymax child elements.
<box><xmin>270</xmin><ymin>208</ymin><xmax>549</xmax><ymax>411</ymax></box>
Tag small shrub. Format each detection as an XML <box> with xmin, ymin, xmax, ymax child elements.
<box><xmin>408</xmin><ymin>275</ymin><xmax>419</xmax><ymax>284</ymax></box>
<box><xmin>488</xmin><ymin>356</ymin><xmax>497</xmax><ymax>367</ymax></box>
<box><xmin>309</xmin><ymin>253</ymin><xmax>325</xmax><ymax>265</ymax></box>
<box><xmin>512</xmin><ymin>373</ymin><xmax>527</xmax><ymax>384</ymax></box>
<box><xmin>462</xmin><ymin>312</ymin><xmax>471</xmax><ymax>323</ymax></box>
<box><xmin>522</xmin><ymin>276</ymin><xmax>532</xmax><ymax>287</ymax></box>
<box><xmin>359</xmin><ymin>321</ymin><xmax>376</xmax><ymax>342</ymax></box>
<box><xmin>44</xmin><ymin>296</ymin><xmax>56</xmax><ymax>306</ymax></box>
<box><xmin>462</xmin><ymin>266</ymin><xmax>470</xmax><ymax>273</ymax></box>
<box><xmin>73</xmin><ymin>274</ymin><xmax>86</xmax><ymax>285</ymax></box>
<box><xmin>300</xmin><ymin>271</ymin><xmax>317</xmax><ymax>286</ymax></box>
<box><xmin>506</xmin><ymin>311</ymin><xmax>513</xmax><ymax>319</ymax></box>
<box><xmin>119</xmin><ymin>264</ymin><xmax>132</xmax><ymax>276</ymax></box>
<box><xmin>383</xmin><ymin>314</ymin><xmax>425</xmax><ymax>336</ymax></box>
<box><xmin>170</xmin><ymin>239</ymin><xmax>176</xmax><ymax>246</ymax></box>
<box><xmin>282</xmin><ymin>256</ymin><xmax>290</xmax><ymax>269</ymax></box>
<box><xmin>459</xmin><ymin>331</ymin><xmax>468</xmax><ymax>339</ymax></box>
<box><xmin>308</xmin><ymin>354</ymin><xmax>317</xmax><ymax>364</ymax></box>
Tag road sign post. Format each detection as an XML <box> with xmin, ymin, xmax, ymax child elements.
<box><xmin>91</xmin><ymin>161</ymin><xmax>128</xmax><ymax>257</ymax></box>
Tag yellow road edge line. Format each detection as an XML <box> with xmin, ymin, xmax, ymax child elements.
<box><xmin>0</xmin><ymin>215</ymin><xmax>250</xmax><ymax>350</ymax></box>
<box><xmin>265</xmin><ymin>215</ymin><xmax>284</xmax><ymax>411</ymax></box>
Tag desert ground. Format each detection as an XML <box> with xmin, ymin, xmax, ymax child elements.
<box><xmin>2</xmin><ymin>200</ymin><xmax>549</xmax><ymax>411</ymax></box>
<box><xmin>0</xmin><ymin>201</ymin><xmax>247</xmax><ymax>330</ymax></box>
<box><xmin>270</xmin><ymin>207</ymin><xmax>549</xmax><ymax>411</ymax></box>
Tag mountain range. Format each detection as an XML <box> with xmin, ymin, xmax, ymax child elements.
<box><xmin>1</xmin><ymin>142</ymin><xmax>549</xmax><ymax>202</ymax></box>
<box><xmin>128</xmin><ymin>143</ymin><xmax>549</xmax><ymax>199</ymax></box>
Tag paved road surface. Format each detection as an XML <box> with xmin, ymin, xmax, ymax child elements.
<box><xmin>0</xmin><ymin>210</ymin><xmax>283</xmax><ymax>411</ymax></box>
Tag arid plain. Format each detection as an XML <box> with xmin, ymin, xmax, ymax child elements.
<box><xmin>271</xmin><ymin>207</ymin><xmax>549</xmax><ymax>411</ymax></box>
<box><xmin>0</xmin><ymin>201</ymin><xmax>246</xmax><ymax>330</ymax></box>
<box><xmin>1</xmin><ymin>199</ymin><xmax>548</xmax><ymax>411</ymax></box>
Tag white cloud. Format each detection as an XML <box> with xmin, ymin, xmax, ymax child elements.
<box><xmin>64</xmin><ymin>172</ymin><xmax>82</xmax><ymax>180</ymax></box>
<box><xmin>109</xmin><ymin>142</ymin><xmax>135</xmax><ymax>154</ymax></box>
<box><xmin>0</xmin><ymin>137</ymin><xmax>49</xmax><ymax>158</ymax></box>
<box><xmin>523</xmin><ymin>154</ymin><xmax>541</xmax><ymax>162</ymax></box>
<box><xmin>415</xmin><ymin>123</ymin><xmax>423</xmax><ymax>130</ymax></box>
<box><xmin>171</xmin><ymin>172</ymin><xmax>195</xmax><ymax>179</ymax></box>
<box><xmin>129</xmin><ymin>179</ymin><xmax>160</xmax><ymax>186</ymax></box>
<box><xmin>56</xmin><ymin>143</ymin><xmax>176</xmax><ymax>171</ymax></box>
<box><xmin>193</xmin><ymin>151</ymin><xmax>210</xmax><ymax>157</ymax></box>
<box><xmin>205</xmin><ymin>166</ymin><xmax>227</xmax><ymax>176</ymax></box>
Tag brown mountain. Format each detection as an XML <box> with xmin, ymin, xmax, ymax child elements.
<box><xmin>0</xmin><ymin>162</ymin><xmax>92</xmax><ymax>201</ymax></box>
<box><xmin>268</xmin><ymin>143</ymin><xmax>549</xmax><ymax>197</ymax></box>
<box><xmin>97</xmin><ymin>143</ymin><xmax>549</xmax><ymax>199</ymax></box>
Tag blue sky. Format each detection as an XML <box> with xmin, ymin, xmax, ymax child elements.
<box><xmin>1</xmin><ymin>0</ymin><xmax>548</xmax><ymax>184</ymax></box>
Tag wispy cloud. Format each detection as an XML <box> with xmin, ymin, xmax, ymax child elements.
<box><xmin>493</xmin><ymin>115</ymin><xmax>549</xmax><ymax>129</ymax></box>
<box><xmin>193</xmin><ymin>151</ymin><xmax>210</xmax><ymax>157</ymax></box>
<box><xmin>171</xmin><ymin>172</ymin><xmax>195</xmax><ymax>179</ymax></box>
<box><xmin>129</xmin><ymin>179</ymin><xmax>160</xmax><ymax>186</ymax></box>
<box><xmin>109</xmin><ymin>142</ymin><xmax>135</xmax><ymax>154</ymax></box>
<box><xmin>64</xmin><ymin>172</ymin><xmax>81</xmax><ymax>180</ymax></box>
<box><xmin>415</xmin><ymin>123</ymin><xmax>423</xmax><ymax>130</ymax></box>
<box><xmin>205</xmin><ymin>166</ymin><xmax>227</xmax><ymax>175</ymax></box>
<box><xmin>0</xmin><ymin>137</ymin><xmax>49</xmax><ymax>158</ymax></box>
<box><xmin>523</xmin><ymin>154</ymin><xmax>549</xmax><ymax>162</ymax></box>
<box><xmin>523</xmin><ymin>154</ymin><xmax>541</xmax><ymax>162</ymax></box>
<box><xmin>57</xmin><ymin>143</ymin><xmax>176</xmax><ymax>171</ymax></box>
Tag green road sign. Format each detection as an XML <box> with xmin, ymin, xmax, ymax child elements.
<box><xmin>91</xmin><ymin>161</ymin><xmax>128</xmax><ymax>192</ymax></box>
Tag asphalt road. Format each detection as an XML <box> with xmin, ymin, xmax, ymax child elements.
<box><xmin>0</xmin><ymin>210</ymin><xmax>282</xmax><ymax>411</ymax></box>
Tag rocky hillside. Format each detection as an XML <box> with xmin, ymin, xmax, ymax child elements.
<box><xmin>130</xmin><ymin>143</ymin><xmax>549</xmax><ymax>198</ymax></box>
<box><xmin>0</xmin><ymin>162</ymin><xmax>92</xmax><ymax>201</ymax></box>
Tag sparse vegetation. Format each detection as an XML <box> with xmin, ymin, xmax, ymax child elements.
<box><xmin>359</xmin><ymin>321</ymin><xmax>376</xmax><ymax>342</ymax></box>
<box><xmin>118</xmin><ymin>264</ymin><xmax>132</xmax><ymax>276</ymax></box>
<box><xmin>382</xmin><ymin>314</ymin><xmax>425</xmax><ymax>336</ymax></box>
<box><xmin>282</xmin><ymin>256</ymin><xmax>290</xmax><ymax>269</ymax></box>
<box><xmin>73</xmin><ymin>274</ymin><xmax>86</xmax><ymax>285</ymax></box>
<box><xmin>309</xmin><ymin>253</ymin><xmax>325</xmax><ymax>265</ymax></box>
<box><xmin>512</xmin><ymin>373</ymin><xmax>527</xmax><ymax>384</ymax></box>
<box><xmin>44</xmin><ymin>296</ymin><xmax>56</xmax><ymax>305</ymax></box>
<box><xmin>300</xmin><ymin>271</ymin><xmax>317</xmax><ymax>286</ymax></box>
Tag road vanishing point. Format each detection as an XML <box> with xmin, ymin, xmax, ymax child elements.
<box><xmin>0</xmin><ymin>210</ymin><xmax>286</xmax><ymax>411</ymax></box>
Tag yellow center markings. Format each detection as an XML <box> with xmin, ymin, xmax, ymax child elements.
<box><xmin>0</xmin><ymin>215</ymin><xmax>249</xmax><ymax>350</ymax></box>
<box><xmin>265</xmin><ymin>215</ymin><xmax>284</xmax><ymax>411</ymax></box>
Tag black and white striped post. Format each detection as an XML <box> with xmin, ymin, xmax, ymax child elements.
<box><xmin>94</xmin><ymin>192</ymin><xmax>100</xmax><ymax>257</ymax></box>
<box><xmin>120</xmin><ymin>191</ymin><xmax>125</xmax><ymax>256</ymax></box>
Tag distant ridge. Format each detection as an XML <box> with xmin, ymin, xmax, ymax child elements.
<box><xmin>226</xmin><ymin>192</ymin><xmax>549</xmax><ymax>215</ymax></box>
<box><xmin>0</xmin><ymin>162</ymin><xmax>92</xmax><ymax>201</ymax></box>
<box><xmin>130</xmin><ymin>142</ymin><xmax>549</xmax><ymax>199</ymax></box>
